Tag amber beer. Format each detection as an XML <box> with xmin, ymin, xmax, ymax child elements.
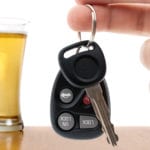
<box><xmin>0</xmin><ymin>29</ymin><xmax>27</xmax><ymax>131</ymax></box>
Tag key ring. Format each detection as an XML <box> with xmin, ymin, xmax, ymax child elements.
<box><xmin>77</xmin><ymin>4</ymin><xmax>97</xmax><ymax>53</ymax></box>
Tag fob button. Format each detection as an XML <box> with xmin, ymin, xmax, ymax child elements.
<box><xmin>80</xmin><ymin>116</ymin><xmax>98</xmax><ymax>129</ymax></box>
<box><xmin>58</xmin><ymin>113</ymin><xmax>75</xmax><ymax>131</ymax></box>
<box><xmin>83</xmin><ymin>95</ymin><xmax>91</xmax><ymax>105</ymax></box>
<box><xmin>75</xmin><ymin>57</ymin><xmax>98</xmax><ymax>79</ymax></box>
<box><xmin>60</xmin><ymin>88</ymin><xmax>73</xmax><ymax>103</ymax></box>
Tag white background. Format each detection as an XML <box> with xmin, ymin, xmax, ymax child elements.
<box><xmin>0</xmin><ymin>0</ymin><xmax>150</xmax><ymax>126</ymax></box>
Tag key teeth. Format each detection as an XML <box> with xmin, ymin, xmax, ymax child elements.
<box><xmin>111</xmin><ymin>123</ymin><xmax>115</xmax><ymax>130</ymax></box>
<box><xmin>115</xmin><ymin>134</ymin><xmax>119</xmax><ymax>141</ymax></box>
<box><xmin>106</xmin><ymin>137</ymin><xmax>117</xmax><ymax>146</ymax></box>
<box><xmin>106</xmin><ymin>137</ymin><xmax>118</xmax><ymax>146</ymax></box>
<box><xmin>106</xmin><ymin>137</ymin><xmax>110</xmax><ymax>144</ymax></box>
<box><xmin>106</xmin><ymin>134</ymin><xmax>119</xmax><ymax>146</ymax></box>
<box><xmin>111</xmin><ymin>124</ymin><xmax>119</xmax><ymax>141</ymax></box>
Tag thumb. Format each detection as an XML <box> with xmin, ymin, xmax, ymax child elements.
<box><xmin>140</xmin><ymin>39</ymin><xmax>150</xmax><ymax>70</ymax></box>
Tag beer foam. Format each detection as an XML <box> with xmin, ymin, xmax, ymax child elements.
<box><xmin>0</xmin><ymin>18</ymin><xmax>28</xmax><ymax>35</ymax></box>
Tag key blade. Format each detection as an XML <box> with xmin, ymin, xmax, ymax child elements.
<box><xmin>90</xmin><ymin>97</ymin><xmax>117</xmax><ymax>146</ymax></box>
<box><xmin>91</xmin><ymin>99</ymin><xmax>117</xmax><ymax>146</ymax></box>
<box><xmin>86</xmin><ymin>84</ymin><xmax>118</xmax><ymax>146</ymax></box>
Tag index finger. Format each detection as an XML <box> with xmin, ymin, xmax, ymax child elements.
<box><xmin>68</xmin><ymin>5</ymin><xmax>150</xmax><ymax>36</ymax></box>
<box><xmin>76</xmin><ymin>0</ymin><xmax>150</xmax><ymax>5</ymax></box>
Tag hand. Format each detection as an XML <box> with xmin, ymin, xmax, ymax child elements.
<box><xmin>67</xmin><ymin>0</ymin><xmax>150</xmax><ymax>70</ymax></box>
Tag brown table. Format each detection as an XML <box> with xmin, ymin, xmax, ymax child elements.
<box><xmin>0</xmin><ymin>127</ymin><xmax>150</xmax><ymax>150</ymax></box>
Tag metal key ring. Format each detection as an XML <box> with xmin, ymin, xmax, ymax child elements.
<box><xmin>77</xmin><ymin>4</ymin><xmax>97</xmax><ymax>53</ymax></box>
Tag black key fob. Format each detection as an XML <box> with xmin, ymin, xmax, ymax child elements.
<box><xmin>59</xmin><ymin>40</ymin><xmax>106</xmax><ymax>88</ymax></box>
<box><xmin>50</xmin><ymin>71</ymin><xmax>110</xmax><ymax>139</ymax></box>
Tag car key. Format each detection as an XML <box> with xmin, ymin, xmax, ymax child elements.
<box><xmin>51</xmin><ymin>71</ymin><xmax>110</xmax><ymax>139</ymax></box>
<box><xmin>58</xmin><ymin>40</ymin><xmax>118</xmax><ymax>146</ymax></box>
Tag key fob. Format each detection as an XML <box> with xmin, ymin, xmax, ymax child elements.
<box><xmin>50</xmin><ymin>71</ymin><xmax>110</xmax><ymax>139</ymax></box>
<box><xmin>59</xmin><ymin>40</ymin><xmax>106</xmax><ymax>88</ymax></box>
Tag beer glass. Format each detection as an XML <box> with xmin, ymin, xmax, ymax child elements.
<box><xmin>0</xmin><ymin>18</ymin><xmax>28</xmax><ymax>132</ymax></box>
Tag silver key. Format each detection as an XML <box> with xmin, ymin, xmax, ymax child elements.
<box><xmin>86</xmin><ymin>83</ymin><xmax>118</xmax><ymax>146</ymax></box>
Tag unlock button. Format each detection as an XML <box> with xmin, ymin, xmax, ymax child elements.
<box><xmin>80</xmin><ymin>116</ymin><xmax>98</xmax><ymax>129</ymax></box>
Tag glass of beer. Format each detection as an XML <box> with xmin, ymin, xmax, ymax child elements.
<box><xmin>0</xmin><ymin>18</ymin><xmax>28</xmax><ymax>132</ymax></box>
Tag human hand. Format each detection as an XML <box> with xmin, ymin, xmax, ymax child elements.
<box><xmin>67</xmin><ymin>0</ymin><xmax>150</xmax><ymax>70</ymax></box>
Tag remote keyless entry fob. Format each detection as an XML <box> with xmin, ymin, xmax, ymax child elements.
<box><xmin>50</xmin><ymin>71</ymin><xmax>110</xmax><ymax>139</ymax></box>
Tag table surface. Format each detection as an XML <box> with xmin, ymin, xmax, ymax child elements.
<box><xmin>0</xmin><ymin>127</ymin><xmax>150</xmax><ymax>150</ymax></box>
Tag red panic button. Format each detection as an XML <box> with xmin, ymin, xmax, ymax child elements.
<box><xmin>83</xmin><ymin>96</ymin><xmax>91</xmax><ymax>105</ymax></box>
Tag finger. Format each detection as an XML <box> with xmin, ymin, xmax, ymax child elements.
<box><xmin>67</xmin><ymin>5</ymin><xmax>150</xmax><ymax>36</ymax></box>
<box><xmin>140</xmin><ymin>39</ymin><xmax>150</xmax><ymax>70</ymax></box>
<box><xmin>76</xmin><ymin>0</ymin><xmax>150</xmax><ymax>5</ymax></box>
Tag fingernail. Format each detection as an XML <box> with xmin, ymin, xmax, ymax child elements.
<box><xmin>140</xmin><ymin>39</ymin><xmax>150</xmax><ymax>70</ymax></box>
